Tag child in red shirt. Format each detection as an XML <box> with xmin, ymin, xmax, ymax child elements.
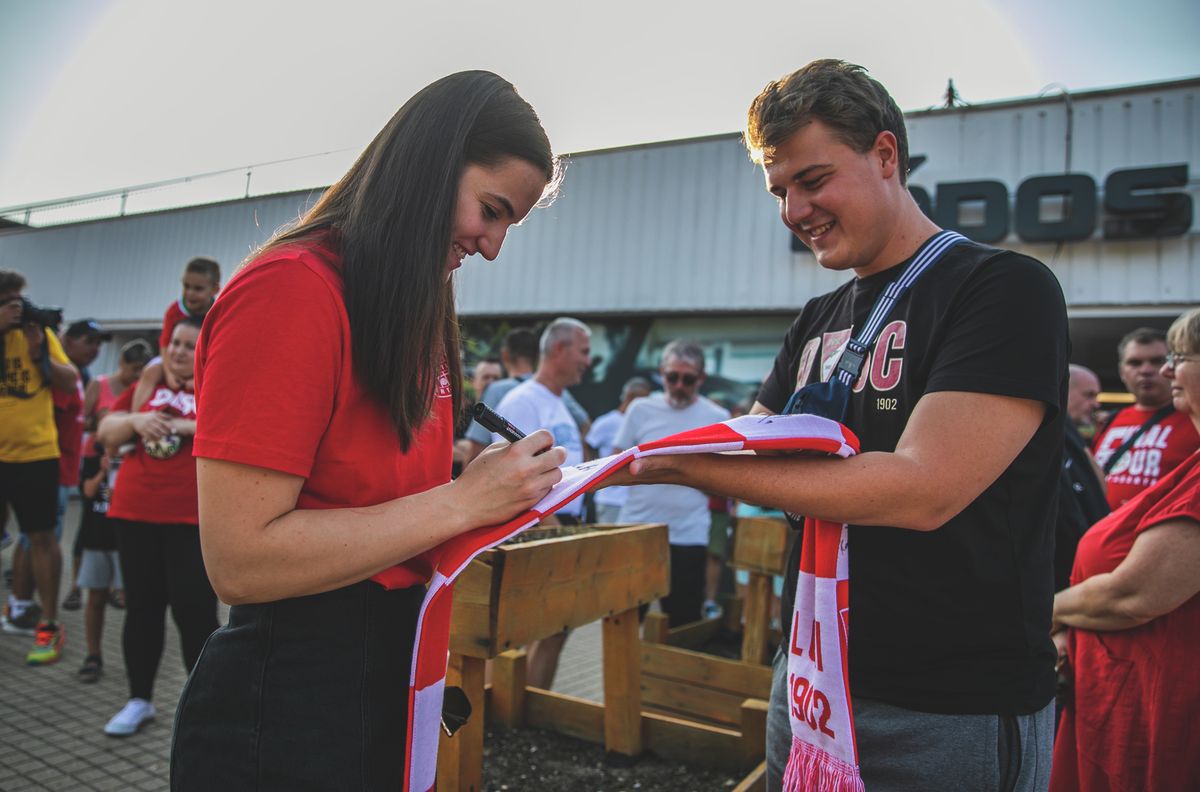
<box><xmin>131</xmin><ymin>257</ymin><xmax>220</xmax><ymax>410</ymax></box>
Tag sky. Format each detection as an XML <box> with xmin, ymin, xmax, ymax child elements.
<box><xmin>0</xmin><ymin>0</ymin><xmax>1197</xmax><ymax>214</ymax></box>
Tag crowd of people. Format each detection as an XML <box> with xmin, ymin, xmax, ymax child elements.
<box><xmin>1</xmin><ymin>257</ymin><xmax>221</xmax><ymax>738</ymax></box>
<box><xmin>0</xmin><ymin>62</ymin><xmax>1196</xmax><ymax>792</ymax></box>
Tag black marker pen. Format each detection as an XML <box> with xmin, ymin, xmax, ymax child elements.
<box><xmin>471</xmin><ymin>402</ymin><xmax>526</xmax><ymax>443</ymax></box>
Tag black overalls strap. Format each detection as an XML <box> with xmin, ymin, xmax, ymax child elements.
<box><xmin>783</xmin><ymin>230</ymin><xmax>967</xmax><ymax>420</ymax></box>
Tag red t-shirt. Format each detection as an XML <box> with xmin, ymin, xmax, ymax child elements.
<box><xmin>160</xmin><ymin>300</ymin><xmax>189</xmax><ymax>352</ymax></box>
<box><xmin>53</xmin><ymin>379</ymin><xmax>85</xmax><ymax>487</ymax></box>
<box><xmin>192</xmin><ymin>240</ymin><xmax>453</xmax><ymax>579</ymax></box>
<box><xmin>1050</xmin><ymin>449</ymin><xmax>1200</xmax><ymax>792</ymax></box>
<box><xmin>1092</xmin><ymin>405</ymin><xmax>1200</xmax><ymax>509</ymax></box>
<box><xmin>106</xmin><ymin>382</ymin><xmax>200</xmax><ymax>525</ymax></box>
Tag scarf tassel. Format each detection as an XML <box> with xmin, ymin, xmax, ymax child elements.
<box><xmin>782</xmin><ymin>736</ymin><xmax>865</xmax><ymax>792</ymax></box>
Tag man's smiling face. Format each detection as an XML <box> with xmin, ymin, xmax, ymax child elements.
<box><xmin>764</xmin><ymin>120</ymin><xmax>899</xmax><ymax>278</ymax></box>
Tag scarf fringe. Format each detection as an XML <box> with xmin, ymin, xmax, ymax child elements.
<box><xmin>782</xmin><ymin>735</ymin><xmax>865</xmax><ymax>792</ymax></box>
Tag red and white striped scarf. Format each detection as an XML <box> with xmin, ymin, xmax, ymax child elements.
<box><xmin>370</xmin><ymin>413</ymin><xmax>859</xmax><ymax>792</ymax></box>
<box><xmin>782</xmin><ymin>518</ymin><xmax>864</xmax><ymax>792</ymax></box>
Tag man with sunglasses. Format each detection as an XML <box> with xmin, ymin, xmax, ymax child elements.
<box><xmin>1092</xmin><ymin>327</ymin><xmax>1199</xmax><ymax>509</ymax></box>
<box><xmin>613</xmin><ymin>340</ymin><xmax>729</xmax><ymax>627</ymax></box>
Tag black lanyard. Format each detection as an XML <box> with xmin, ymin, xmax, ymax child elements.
<box><xmin>783</xmin><ymin>231</ymin><xmax>966</xmax><ymax>421</ymax></box>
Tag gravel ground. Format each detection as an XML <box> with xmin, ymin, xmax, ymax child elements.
<box><xmin>482</xmin><ymin>724</ymin><xmax>745</xmax><ymax>792</ymax></box>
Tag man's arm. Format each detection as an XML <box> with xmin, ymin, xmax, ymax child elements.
<box><xmin>617</xmin><ymin>390</ymin><xmax>1045</xmax><ymax>531</ymax></box>
<box><xmin>26</xmin><ymin>325</ymin><xmax>79</xmax><ymax>393</ymax></box>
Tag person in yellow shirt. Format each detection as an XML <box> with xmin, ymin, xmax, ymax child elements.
<box><xmin>1</xmin><ymin>270</ymin><xmax>79</xmax><ymax>665</ymax></box>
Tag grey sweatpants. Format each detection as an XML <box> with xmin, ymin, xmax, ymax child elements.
<box><xmin>765</xmin><ymin>648</ymin><xmax>1053</xmax><ymax>791</ymax></box>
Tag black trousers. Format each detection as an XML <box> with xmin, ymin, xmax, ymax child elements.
<box><xmin>639</xmin><ymin>544</ymin><xmax>708</xmax><ymax>628</ymax></box>
<box><xmin>171</xmin><ymin>580</ymin><xmax>423</xmax><ymax>791</ymax></box>
<box><xmin>114</xmin><ymin>520</ymin><xmax>218</xmax><ymax>700</ymax></box>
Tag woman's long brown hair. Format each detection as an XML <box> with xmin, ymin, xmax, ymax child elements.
<box><xmin>254</xmin><ymin>72</ymin><xmax>554</xmax><ymax>450</ymax></box>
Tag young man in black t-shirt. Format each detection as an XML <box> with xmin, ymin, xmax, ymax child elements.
<box><xmin>616</xmin><ymin>60</ymin><xmax>1066</xmax><ymax>790</ymax></box>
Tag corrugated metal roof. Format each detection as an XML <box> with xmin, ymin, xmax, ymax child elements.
<box><xmin>2</xmin><ymin>80</ymin><xmax>1196</xmax><ymax>324</ymax></box>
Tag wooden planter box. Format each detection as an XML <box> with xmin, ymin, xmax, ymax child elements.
<box><xmin>439</xmin><ymin>522</ymin><xmax>668</xmax><ymax>791</ymax></box>
<box><xmin>449</xmin><ymin>522</ymin><xmax>670</xmax><ymax>658</ymax></box>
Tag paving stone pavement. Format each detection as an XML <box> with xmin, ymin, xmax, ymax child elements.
<box><xmin>1</xmin><ymin>497</ymin><xmax>605</xmax><ymax>791</ymax></box>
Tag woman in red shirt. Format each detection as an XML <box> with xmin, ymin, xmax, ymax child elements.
<box><xmin>96</xmin><ymin>318</ymin><xmax>217</xmax><ymax>737</ymax></box>
<box><xmin>170</xmin><ymin>72</ymin><xmax>566</xmax><ymax>790</ymax></box>
<box><xmin>1050</xmin><ymin>307</ymin><xmax>1200</xmax><ymax>791</ymax></box>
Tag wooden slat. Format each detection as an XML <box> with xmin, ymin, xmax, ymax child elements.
<box><xmin>523</xmin><ymin>690</ymin><xmax>751</xmax><ymax>770</ymax></box>
<box><xmin>642</xmin><ymin>710</ymin><xmax>747</xmax><ymax>769</ymax></box>
<box><xmin>643</xmin><ymin>611</ymin><xmax>669</xmax><ymax>644</ymax></box>
<box><xmin>740</xmin><ymin>698</ymin><xmax>769</xmax><ymax>765</ymax></box>
<box><xmin>448</xmin><ymin>553</ymin><xmax>503</xmax><ymax>658</ymax></box>
<box><xmin>524</xmin><ymin>688</ymin><xmax>606</xmax><ymax>744</ymax></box>
<box><xmin>665</xmin><ymin>616</ymin><xmax>720</xmax><ymax>649</ymax></box>
<box><xmin>602</xmin><ymin>608</ymin><xmax>643</xmax><ymax>758</ymax></box>
<box><xmin>731</xmin><ymin>517</ymin><xmax>790</xmax><ymax>576</ymax></box>
<box><xmin>732</xmin><ymin>760</ymin><xmax>768</xmax><ymax>792</ymax></box>
<box><xmin>640</xmin><ymin>674</ymin><xmax>749</xmax><ymax>726</ymax></box>
<box><xmin>490</xmin><ymin>649</ymin><xmax>526</xmax><ymax>729</ymax></box>
<box><xmin>741</xmin><ymin>572</ymin><xmax>772</xmax><ymax>665</ymax></box>
<box><xmin>436</xmin><ymin>654</ymin><xmax>487</xmax><ymax>792</ymax></box>
<box><xmin>492</xmin><ymin>524</ymin><xmax>670</xmax><ymax>650</ymax></box>
<box><xmin>641</xmin><ymin>643</ymin><xmax>772</xmax><ymax>699</ymax></box>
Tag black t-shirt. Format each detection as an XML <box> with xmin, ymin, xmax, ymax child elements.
<box><xmin>1056</xmin><ymin>423</ymin><xmax>1110</xmax><ymax>591</ymax></box>
<box><xmin>78</xmin><ymin>454</ymin><xmax>118</xmax><ymax>551</ymax></box>
<box><xmin>758</xmin><ymin>239</ymin><xmax>1067</xmax><ymax>716</ymax></box>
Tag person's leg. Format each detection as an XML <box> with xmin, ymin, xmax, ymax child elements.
<box><xmin>851</xmin><ymin>694</ymin><xmax>1056</xmax><ymax>791</ymax></box>
<box><xmin>662</xmin><ymin>544</ymin><xmax>706</xmax><ymax>627</ymax></box>
<box><xmin>84</xmin><ymin>588</ymin><xmax>106</xmax><ymax>656</ymax></box>
<box><xmin>65</xmin><ymin>488</ymin><xmax>85</xmax><ymax>610</ymax></box>
<box><xmin>595</xmin><ymin>503</ymin><xmax>622</xmax><ymax>524</ymax></box>
<box><xmin>527</xmin><ymin>631</ymin><xmax>569</xmax><ymax>690</ymax></box>
<box><xmin>764</xmin><ymin>646</ymin><xmax>791</xmax><ymax>792</ymax></box>
<box><xmin>117</xmin><ymin>520</ymin><xmax>170</xmax><ymax>701</ymax></box>
<box><xmin>163</xmin><ymin>524</ymin><xmax>218</xmax><ymax>671</ymax></box>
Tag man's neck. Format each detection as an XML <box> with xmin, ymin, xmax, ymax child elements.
<box><xmin>853</xmin><ymin>199</ymin><xmax>942</xmax><ymax>280</ymax></box>
<box><xmin>534</xmin><ymin>369</ymin><xmax>564</xmax><ymax>396</ymax></box>
<box><xmin>1134</xmin><ymin>398</ymin><xmax>1171</xmax><ymax>412</ymax></box>
<box><xmin>507</xmin><ymin>361</ymin><xmax>534</xmax><ymax>378</ymax></box>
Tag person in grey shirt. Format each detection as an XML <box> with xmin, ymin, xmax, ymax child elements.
<box><xmin>460</xmin><ymin>326</ymin><xmax>588</xmax><ymax>465</ymax></box>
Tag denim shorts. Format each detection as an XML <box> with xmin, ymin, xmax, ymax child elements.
<box><xmin>171</xmin><ymin>580</ymin><xmax>424</xmax><ymax>791</ymax></box>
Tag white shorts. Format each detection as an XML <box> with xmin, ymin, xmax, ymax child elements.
<box><xmin>77</xmin><ymin>549</ymin><xmax>123</xmax><ymax>590</ymax></box>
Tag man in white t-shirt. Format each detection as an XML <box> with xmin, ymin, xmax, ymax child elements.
<box><xmin>586</xmin><ymin>376</ymin><xmax>652</xmax><ymax>523</ymax></box>
<box><xmin>614</xmin><ymin>340</ymin><xmax>730</xmax><ymax>626</ymax></box>
<box><xmin>490</xmin><ymin>317</ymin><xmax>591</xmax><ymax>688</ymax></box>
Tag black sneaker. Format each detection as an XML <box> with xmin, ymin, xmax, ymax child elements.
<box><xmin>62</xmin><ymin>588</ymin><xmax>83</xmax><ymax>611</ymax></box>
<box><xmin>2</xmin><ymin>602</ymin><xmax>43</xmax><ymax>636</ymax></box>
<box><xmin>78</xmin><ymin>655</ymin><xmax>103</xmax><ymax>683</ymax></box>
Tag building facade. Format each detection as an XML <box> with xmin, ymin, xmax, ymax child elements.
<box><xmin>2</xmin><ymin>77</ymin><xmax>1196</xmax><ymax>412</ymax></box>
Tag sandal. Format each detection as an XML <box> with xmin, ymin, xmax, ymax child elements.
<box><xmin>78</xmin><ymin>655</ymin><xmax>103</xmax><ymax>683</ymax></box>
<box><xmin>108</xmin><ymin>590</ymin><xmax>126</xmax><ymax>610</ymax></box>
<box><xmin>62</xmin><ymin>588</ymin><xmax>83</xmax><ymax>611</ymax></box>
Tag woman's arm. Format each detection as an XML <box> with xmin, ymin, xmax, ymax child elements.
<box><xmin>82</xmin><ymin>378</ymin><xmax>101</xmax><ymax>432</ymax></box>
<box><xmin>1053</xmin><ymin>518</ymin><xmax>1200</xmax><ymax>632</ymax></box>
<box><xmin>198</xmin><ymin>431</ymin><xmax>566</xmax><ymax>605</ymax></box>
<box><xmin>170</xmin><ymin>418</ymin><xmax>197</xmax><ymax>437</ymax></box>
<box><xmin>96</xmin><ymin>410</ymin><xmax>174</xmax><ymax>449</ymax></box>
<box><xmin>131</xmin><ymin>361</ymin><xmax>164</xmax><ymax>411</ymax></box>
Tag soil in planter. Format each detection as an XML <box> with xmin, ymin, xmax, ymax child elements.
<box><xmin>482</xmin><ymin>724</ymin><xmax>745</xmax><ymax>791</ymax></box>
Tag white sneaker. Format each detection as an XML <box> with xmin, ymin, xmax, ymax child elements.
<box><xmin>105</xmin><ymin>698</ymin><xmax>156</xmax><ymax>736</ymax></box>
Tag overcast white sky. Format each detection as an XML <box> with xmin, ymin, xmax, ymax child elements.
<box><xmin>1</xmin><ymin>0</ymin><xmax>1197</xmax><ymax>210</ymax></box>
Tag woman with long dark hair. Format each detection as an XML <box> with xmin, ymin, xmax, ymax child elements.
<box><xmin>170</xmin><ymin>72</ymin><xmax>565</xmax><ymax>790</ymax></box>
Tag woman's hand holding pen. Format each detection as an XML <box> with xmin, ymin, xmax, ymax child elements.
<box><xmin>450</xmin><ymin>429</ymin><xmax>565</xmax><ymax>528</ymax></box>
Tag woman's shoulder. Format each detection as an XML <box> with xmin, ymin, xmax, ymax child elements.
<box><xmin>219</xmin><ymin>239</ymin><xmax>345</xmax><ymax>318</ymax></box>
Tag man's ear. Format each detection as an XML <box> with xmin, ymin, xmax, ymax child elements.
<box><xmin>874</xmin><ymin>130</ymin><xmax>900</xmax><ymax>180</ymax></box>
